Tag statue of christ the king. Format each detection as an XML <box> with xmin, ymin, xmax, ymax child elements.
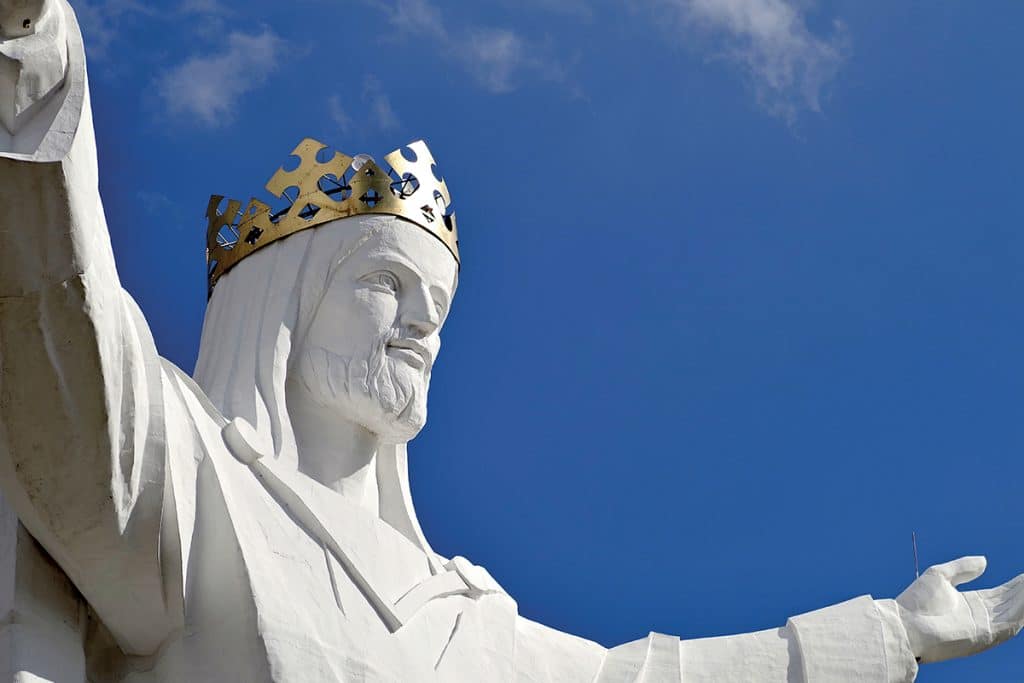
<box><xmin>0</xmin><ymin>1</ymin><xmax>1020</xmax><ymax>681</ymax></box>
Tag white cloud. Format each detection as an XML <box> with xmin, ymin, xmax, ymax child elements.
<box><xmin>328</xmin><ymin>95</ymin><xmax>352</xmax><ymax>134</ymax></box>
<box><xmin>178</xmin><ymin>0</ymin><xmax>234</xmax><ymax>38</ymax></box>
<box><xmin>74</xmin><ymin>0</ymin><xmax>157</xmax><ymax>58</ymax></box>
<box><xmin>155</xmin><ymin>29</ymin><xmax>283</xmax><ymax>127</ymax></box>
<box><xmin>137</xmin><ymin>190</ymin><xmax>173</xmax><ymax>214</ymax></box>
<box><xmin>387</xmin><ymin>0</ymin><xmax>446</xmax><ymax>39</ymax></box>
<box><xmin>658</xmin><ymin>0</ymin><xmax>847</xmax><ymax>122</ymax></box>
<box><xmin>137</xmin><ymin>190</ymin><xmax>184</xmax><ymax>226</ymax></box>
<box><xmin>75</xmin><ymin>0</ymin><xmax>234</xmax><ymax>59</ymax></box>
<box><xmin>463</xmin><ymin>28</ymin><xmax>528</xmax><ymax>94</ymax></box>
<box><xmin>461</xmin><ymin>29</ymin><xmax>569</xmax><ymax>94</ymax></box>
<box><xmin>179</xmin><ymin>0</ymin><xmax>232</xmax><ymax>15</ymax></box>
<box><xmin>507</xmin><ymin>0</ymin><xmax>593</xmax><ymax>19</ymax></box>
<box><xmin>328</xmin><ymin>77</ymin><xmax>401</xmax><ymax>134</ymax></box>
<box><xmin>375</xmin><ymin>0</ymin><xmax>570</xmax><ymax>94</ymax></box>
<box><xmin>363</xmin><ymin>76</ymin><xmax>400</xmax><ymax>130</ymax></box>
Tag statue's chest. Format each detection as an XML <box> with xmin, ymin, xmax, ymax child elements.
<box><xmin>186</xmin><ymin>448</ymin><xmax>515</xmax><ymax>682</ymax></box>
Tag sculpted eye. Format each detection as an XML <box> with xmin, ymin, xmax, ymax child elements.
<box><xmin>363</xmin><ymin>271</ymin><xmax>400</xmax><ymax>294</ymax></box>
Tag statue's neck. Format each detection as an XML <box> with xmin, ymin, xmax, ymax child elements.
<box><xmin>288</xmin><ymin>398</ymin><xmax>381</xmax><ymax>517</ymax></box>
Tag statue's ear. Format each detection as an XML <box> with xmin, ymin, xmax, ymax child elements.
<box><xmin>377</xmin><ymin>442</ymin><xmax>445</xmax><ymax>574</ymax></box>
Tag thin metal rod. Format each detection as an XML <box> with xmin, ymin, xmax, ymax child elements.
<box><xmin>912</xmin><ymin>531</ymin><xmax>920</xmax><ymax>579</ymax></box>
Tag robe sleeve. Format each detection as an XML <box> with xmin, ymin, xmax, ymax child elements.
<box><xmin>0</xmin><ymin>0</ymin><xmax>198</xmax><ymax>657</ymax></box>
<box><xmin>786</xmin><ymin>597</ymin><xmax>917</xmax><ymax>682</ymax></box>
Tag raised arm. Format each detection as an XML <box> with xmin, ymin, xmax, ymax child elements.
<box><xmin>0</xmin><ymin>0</ymin><xmax>185</xmax><ymax>656</ymax></box>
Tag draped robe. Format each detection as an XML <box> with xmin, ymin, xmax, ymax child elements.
<box><xmin>0</xmin><ymin>2</ymin><xmax>920</xmax><ymax>680</ymax></box>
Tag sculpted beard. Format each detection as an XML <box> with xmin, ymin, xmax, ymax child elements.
<box><xmin>295</xmin><ymin>329</ymin><xmax>430</xmax><ymax>443</ymax></box>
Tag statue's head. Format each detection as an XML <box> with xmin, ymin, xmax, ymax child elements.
<box><xmin>195</xmin><ymin>139</ymin><xmax>458</xmax><ymax>548</ymax></box>
<box><xmin>289</xmin><ymin>215</ymin><xmax>457</xmax><ymax>443</ymax></box>
<box><xmin>196</xmin><ymin>212</ymin><xmax>457</xmax><ymax>450</ymax></box>
<box><xmin>195</xmin><ymin>138</ymin><xmax>459</xmax><ymax>457</ymax></box>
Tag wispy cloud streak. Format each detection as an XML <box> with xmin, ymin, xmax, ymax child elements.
<box><xmin>74</xmin><ymin>0</ymin><xmax>157</xmax><ymax>58</ymax></box>
<box><xmin>655</xmin><ymin>0</ymin><xmax>848</xmax><ymax>122</ymax></box>
<box><xmin>373</xmin><ymin>0</ymin><xmax>571</xmax><ymax>94</ymax></box>
<box><xmin>363</xmin><ymin>76</ymin><xmax>400</xmax><ymax>130</ymax></box>
<box><xmin>327</xmin><ymin>76</ymin><xmax>400</xmax><ymax>135</ymax></box>
<box><xmin>328</xmin><ymin>95</ymin><xmax>352</xmax><ymax>134</ymax></box>
<box><xmin>155</xmin><ymin>28</ymin><xmax>284</xmax><ymax>127</ymax></box>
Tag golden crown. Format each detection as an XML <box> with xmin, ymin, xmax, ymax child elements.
<box><xmin>206</xmin><ymin>137</ymin><xmax>459</xmax><ymax>293</ymax></box>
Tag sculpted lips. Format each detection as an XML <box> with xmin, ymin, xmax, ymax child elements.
<box><xmin>386</xmin><ymin>338</ymin><xmax>431</xmax><ymax>369</ymax></box>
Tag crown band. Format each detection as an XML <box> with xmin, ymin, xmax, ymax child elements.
<box><xmin>205</xmin><ymin>137</ymin><xmax>459</xmax><ymax>294</ymax></box>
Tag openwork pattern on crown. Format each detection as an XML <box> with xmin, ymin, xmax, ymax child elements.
<box><xmin>205</xmin><ymin>137</ymin><xmax>459</xmax><ymax>294</ymax></box>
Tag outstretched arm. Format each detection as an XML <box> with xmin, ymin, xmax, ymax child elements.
<box><xmin>0</xmin><ymin>0</ymin><xmax>189</xmax><ymax>656</ymax></box>
<box><xmin>601</xmin><ymin>596</ymin><xmax>917</xmax><ymax>682</ymax></box>
<box><xmin>601</xmin><ymin>556</ymin><xmax>1024</xmax><ymax>682</ymax></box>
<box><xmin>510</xmin><ymin>594</ymin><xmax>915</xmax><ymax>682</ymax></box>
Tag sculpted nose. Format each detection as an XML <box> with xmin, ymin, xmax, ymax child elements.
<box><xmin>401</xmin><ymin>288</ymin><xmax>440</xmax><ymax>338</ymax></box>
<box><xmin>405</xmin><ymin>316</ymin><xmax>436</xmax><ymax>338</ymax></box>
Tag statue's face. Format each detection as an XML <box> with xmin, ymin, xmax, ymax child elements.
<box><xmin>292</xmin><ymin>218</ymin><xmax>457</xmax><ymax>443</ymax></box>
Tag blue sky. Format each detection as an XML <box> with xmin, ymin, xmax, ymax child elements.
<box><xmin>82</xmin><ymin>0</ymin><xmax>1024</xmax><ymax>678</ymax></box>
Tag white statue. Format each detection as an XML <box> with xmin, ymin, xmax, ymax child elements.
<box><xmin>0</xmin><ymin>2</ymin><xmax>1020</xmax><ymax>681</ymax></box>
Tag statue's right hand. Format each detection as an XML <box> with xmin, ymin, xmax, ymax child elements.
<box><xmin>0</xmin><ymin>0</ymin><xmax>50</xmax><ymax>39</ymax></box>
<box><xmin>896</xmin><ymin>556</ymin><xmax>1024</xmax><ymax>664</ymax></box>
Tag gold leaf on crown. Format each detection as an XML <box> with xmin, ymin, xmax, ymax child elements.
<box><xmin>205</xmin><ymin>137</ymin><xmax>459</xmax><ymax>294</ymax></box>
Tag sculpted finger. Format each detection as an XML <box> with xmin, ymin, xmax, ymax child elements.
<box><xmin>990</xmin><ymin>577</ymin><xmax>1024</xmax><ymax>626</ymax></box>
<box><xmin>977</xmin><ymin>573</ymin><xmax>1024</xmax><ymax>604</ymax></box>
<box><xmin>927</xmin><ymin>556</ymin><xmax>988</xmax><ymax>587</ymax></box>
